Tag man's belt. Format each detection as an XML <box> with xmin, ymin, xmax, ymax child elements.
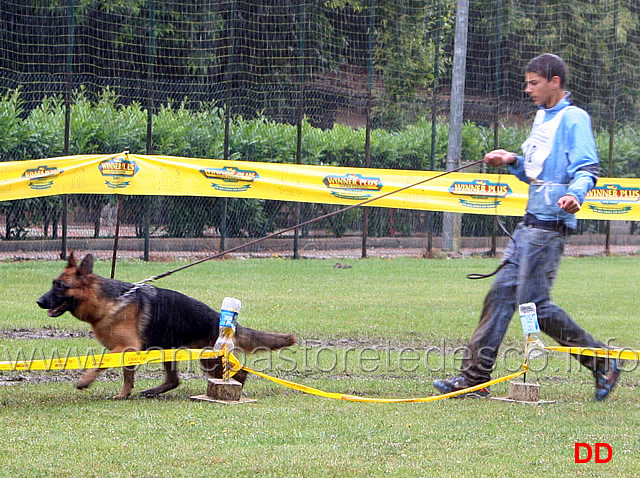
<box><xmin>523</xmin><ymin>212</ymin><xmax>575</xmax><ymax>235</ymax></box>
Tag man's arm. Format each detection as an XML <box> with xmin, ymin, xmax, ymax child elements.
<box><xmin>559</xmin><ymin>109</ymin><xmax>600</xmax><ymax>213</ymax></box>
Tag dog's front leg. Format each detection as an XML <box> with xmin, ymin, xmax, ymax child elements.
<box><xmin>112</xmin><ymin>366</ymin><xmax>136</xmax><ymax>400</ymax></box>
<box><xmin>107</xmin><ymin>346</ymin><xmax>139</xmax><ymax>400</ymax></box>
<box><xmin>76</xmin><ymin>368</ymin><xmax>101</xmax><ymax>390</ymax></box>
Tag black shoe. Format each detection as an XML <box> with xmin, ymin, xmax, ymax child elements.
<box><xmin>433</xmin><ymin>375</ymin><xmax>490</xmax><ymax>398</ymax></box>
<box><xmin>594</xmin><ymin>360</ymin><xmax>620</xmax><ymax>402</ymax></box>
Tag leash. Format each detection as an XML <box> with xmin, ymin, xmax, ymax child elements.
<box><xmin>465</xmin><ymin>165</ymin><xmax>514</xmax><ymax>280</ymax></box>
<box><xmin>465</xmin><ymin>217</ymin><xmax>514</xmax><ymax>279</ymax></box>
<box><xmin>122</xmin><ymin>159</ymin><xmax>485</xmax><ymax>292</ymax></box>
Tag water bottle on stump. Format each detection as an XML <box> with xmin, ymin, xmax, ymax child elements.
<box><xmin>213</xmin><ymin>297</ymin><xmax>242</xmax><ymax>380</ymax></box>
<box><xmin>518</xmin><ymin>302</ymin><xmax>545</xmax><ymax>360</ymax></box>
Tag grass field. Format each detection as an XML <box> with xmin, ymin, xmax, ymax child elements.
<box><xmin>1</xmin><ymin>255</ymin><xmax>639</xmax><ymax>477</ymax></box>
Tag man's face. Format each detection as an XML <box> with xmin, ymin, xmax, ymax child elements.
<box><xmin>524</xmin><ymin>72</ymin><xmax>560</xmax><ymax>108</ymax></box>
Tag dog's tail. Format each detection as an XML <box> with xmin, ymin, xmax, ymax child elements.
<box><xmin>235</xmin><ymin>325</ymin><xmax>296</xmax><ymax>353</ymax></box>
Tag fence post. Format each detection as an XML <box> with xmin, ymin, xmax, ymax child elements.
<box><xmin>489</xmin><ymin>0</ymin><xmax>504</xmax><ymax>258</ymax></box>
<box><xmin>362</xmin><ymin>0</ymin><xmax>376</xmax><ymax>258</ymax></box>
<box><xmin>143</xmin><ymin>0</ymin><xmax>156</xmax><ymax>262</ymax></box>
<box><xmin>605</xmin><ymin>4</ymin><xmax>619</xmax><ymax>255</ymax></box>
<box><xmin>221</xmin><ymin>0</ymin><xmax>237</xmax><ymax>253</ymax></box>
<box><xmin>442</xmin><ymin>0</ymin><xmax>470</xmax><ymax>253</ymax></box>
<box><xmin>60</xmin><ymin>0</ymin><xmax>75</xmax><ymax>260</ymax></box>
<box><xmin>293</xmin><ymin>0</ymin><xmax>307</xmax><ymax>260</ymax></box>
<box><xmin>427</xmin><ymin>0</ymin><xmax>443</xmax><ymax>256</ymax></box>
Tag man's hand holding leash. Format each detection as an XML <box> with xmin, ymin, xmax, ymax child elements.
<box><xmin>483</xmin><ymin>149</ymin><xmax>517</xmax><ymax>167</ymax></box>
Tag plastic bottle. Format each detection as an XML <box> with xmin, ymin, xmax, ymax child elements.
<box><xmin>518</xmin><ymin>302</ymin><xmax>545</xmax><ymax>359</ymax></box>
<box><xmin>213</xmin><ymin>297</ymin><xmax>242</xmax><ymax>380</ymax></box>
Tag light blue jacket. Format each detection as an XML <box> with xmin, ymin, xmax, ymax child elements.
<box><xmin>509</xmin><ymin>95</ymin><xmax>599</xmax><ymax>230</ymax></box>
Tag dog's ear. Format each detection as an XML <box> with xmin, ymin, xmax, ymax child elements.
<box><xmin>67</xmin><ymin>251</ymin><xmax>77</xmax><ymax>268</ymax></box>
<box><xmin>79</xmin><ymin>254</ymin><xmax>94</xmax><ymax>276</ymax></box>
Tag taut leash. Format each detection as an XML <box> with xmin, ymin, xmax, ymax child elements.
<box><xmin>123</xmin><ymin>159</ymin><xmax>485</xmax><ymax>293</ymax></box>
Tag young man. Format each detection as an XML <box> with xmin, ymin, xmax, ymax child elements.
<box><xmin>433</xmin><ymin>53</ymin><xmax>620</xmax><ymax>401</ymax></box>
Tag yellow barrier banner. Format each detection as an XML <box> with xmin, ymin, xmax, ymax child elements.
<box><xmin>1</xmin><ymin>152</ymin><xmax>639</xmax><ymax>220</ymax></box>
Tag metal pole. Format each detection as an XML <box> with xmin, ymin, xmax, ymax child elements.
<box><xmin>362</xmin><ymin>0</ymin><xmax>375</xmax><ymax>258</ymax></box>
<box><xmin>489</xmin><ymin>0</ymin><xmax>503</xmax><ymax>258</ymax></box>
<box><xmin>143</xmin><ymin>0</ymin><xmax>156</xmax><ymax>262</ymax></box>
<box><xmin>442</xmin><ymin>0</ymin><xmax>469</xmax><ymax>252</ymax></box>
<box><xmin>293</xmin><ymin>0</ymin><xmax>306</xmax><ymax>260</ymax></box>
<box><xmin>427</xmin><ymin>0</ymin><xmax>442</xmax><ymax>256</ymax></box>
<box><xmin>221</xmin><ymin>0</ymin><xmax>237</xmax><ymax>252</ymax></box>
<box><xmin>60</xmin><ymin>0</ymin><xmax>75</xmax><ymax>260</ymax></box>
<box><xmin>605</xmin><ymin>3</ymin><xmax>618</xmax><ymax>255</ymax></box>
<box><xmin>110</xmin><ymin>195</ymin><xmax>123</xmax><ymax>279</ymax></box>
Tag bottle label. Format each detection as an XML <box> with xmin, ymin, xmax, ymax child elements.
<box><xmin>518</xmin><ymin>303</ymin><xmax>541</xmax><ymax>335</ymax></box>
<box><xmin>219</xmin><ymin>309</ymin><xmax>237</xmax><ymax>330</ymax></box>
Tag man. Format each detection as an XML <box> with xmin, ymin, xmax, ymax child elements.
<box><xmin>433</xmin><ymin>53</ymin><xmax>620</xmax><ymax>401</ymax></box>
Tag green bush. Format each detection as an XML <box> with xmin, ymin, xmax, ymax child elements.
<box><xmin>594</xmin><ymin>124</ymin><xmax>640</xmax><ymax>178</ymax></box>
<box><xmin>0</xmin><ymin>89</ymin><xmax>31</xmax><ymax>161</ymax></box>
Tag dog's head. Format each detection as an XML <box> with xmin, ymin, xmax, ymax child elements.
<box><xmin>37</xmin><ymin>252</ymin><xmax>94</xmax><ymax>317</ymax></box>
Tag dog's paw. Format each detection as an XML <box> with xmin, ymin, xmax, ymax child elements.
<box><xmin>109</xmin><ymin>393</ymin><xmax>131</xmax><ymax>400</ymax></box>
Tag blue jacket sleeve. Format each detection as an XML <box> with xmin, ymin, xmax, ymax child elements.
<box><xmin>564</xmin><ymin>108</ymin><xmax>599</xmax><ymax>204</ymax></box>
<box><xmin>508</xmin><ymin>156</ymin><xmax>528</xmax><ymax>183</ymax></box>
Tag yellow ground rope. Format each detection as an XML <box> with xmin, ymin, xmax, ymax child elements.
<box><xmin>230</xmin><ymin>353</ymin><xmax>528</xmax><ymax>403</ymax></box>
<box><xmin>0</xmin><ymin>347</ymin><xmax>523</xmax><ymax>402</ymax></box>
<box><xmin>0</xmin><ymin>349</ymin><xmax>222</xmax><ymax>371</ymax></box>
<box><xmin>544</xmin><ymin>346</ymin><xmax>640</xmax><ymax>361</ymax></box>
<box><xmin>4</xmin><ymin>344</ymin><xmax>628</xmax><ymax>403</ymax></box>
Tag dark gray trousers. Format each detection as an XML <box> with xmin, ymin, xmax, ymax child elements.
<box><xmin>462</xmin><ymin>223</ymin><xmax>610</xmax><ymax>386</ymax></box>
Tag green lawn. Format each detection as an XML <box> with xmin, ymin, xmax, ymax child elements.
<box><xmin>0</xmin><ymin>255</ymin><xmax>639</xmax><ymax>477</ymax></box>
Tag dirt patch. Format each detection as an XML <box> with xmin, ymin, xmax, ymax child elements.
<box><xmin>0</xmin><ymin>327</ymin><xmax>92</xmax><ymax>340</ymax></box>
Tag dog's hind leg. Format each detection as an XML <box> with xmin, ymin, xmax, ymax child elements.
<box><xmin>200</xmin><ymin>356</ymin><xmax>223</xmax><ymax>379</ymax></box>
<box><xmin>140</xmin><ymin>360</ymin><xmax>180</xmax><ymax>397</ymax></box>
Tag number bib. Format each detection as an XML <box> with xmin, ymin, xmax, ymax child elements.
<box><xmin>521</xmin><ymin>106</ymin><xmax>572</xmax><ymax>181</ymax></box>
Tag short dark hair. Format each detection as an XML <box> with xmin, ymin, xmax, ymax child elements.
<box><xmin>526</xmin><ymin>54</ymin><xmax>568</xmax><ymax>87</ymax></box>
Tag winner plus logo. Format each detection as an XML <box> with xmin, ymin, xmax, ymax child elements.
<box><xmin>323</xmin><ymin>173</ymin><xmax>382</xmax><ymax>200</ymax></box>
<box><xmin>586</xmin><ymin>183</ymin><xmax>640</xmax><ymax>216</ymax></box>
<box><xmin>200</xmin><ymin>166</ymin><xmax>259</xmax><ymax>192</ymax></box>
<box><xmin>22</xmin><ymin>165</ymin><xmax>61</xmax><ymax>190</ymax></box>
<box><xmin>98</xmin><ymin>156</ymin><xmax>139</xmax><ymax>189</ymax></box>
<box><xmin>448</xmin><ymin>179</ymin><xmax>511</xmax><ymax>209</ymax></box>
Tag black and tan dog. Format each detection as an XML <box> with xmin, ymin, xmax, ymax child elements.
<box><xmin>37</xmin><ymin>253</ymin><xmax>295</xmax><ymax>399</ymax></box>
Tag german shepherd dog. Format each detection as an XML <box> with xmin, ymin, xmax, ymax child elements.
<box><xmin>37</xmin><ymin>253</ymin><xmax>296</xmax><ymax>399</ymax></box>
